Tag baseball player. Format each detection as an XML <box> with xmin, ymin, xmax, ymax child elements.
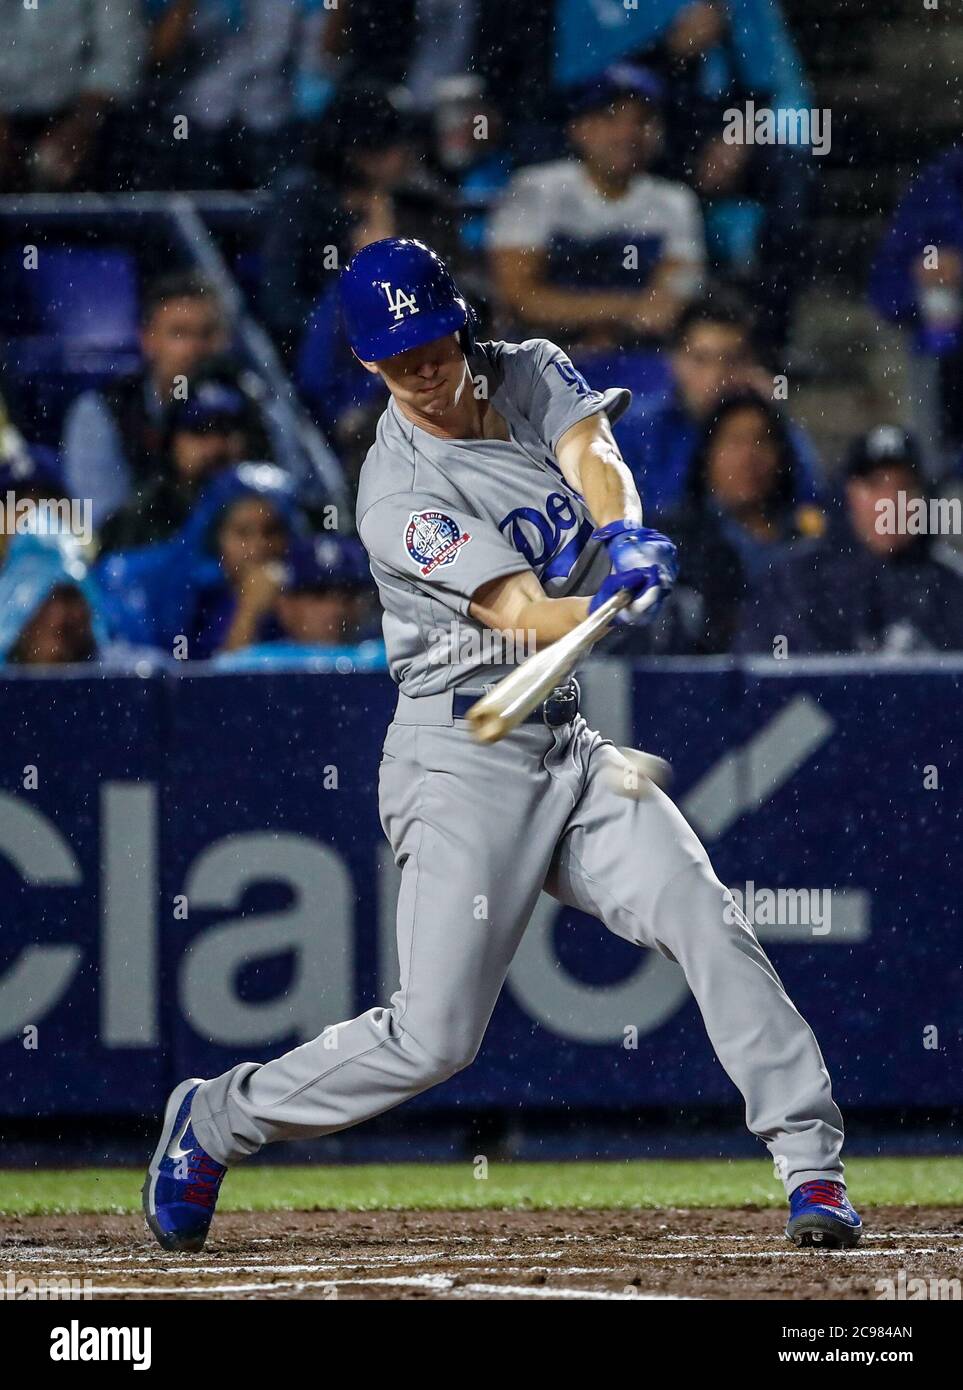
<box><xmin>144</xmin><ymin>239</ymin><xmax>862</xmax><ymax>1254</ymax></box>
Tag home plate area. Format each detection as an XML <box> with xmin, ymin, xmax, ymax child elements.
<box><xmin>3</xmin><ymin>1208</ymin><xmax>961</xmax><ymax>1301</ymax></box>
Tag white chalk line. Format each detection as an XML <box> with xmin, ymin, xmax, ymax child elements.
<box><xmin>6</xmin><ymin>1231</ymin><xmax>961</xmax><ymax>1267</ymax></box>
<box><xmin>1</xmin><ymin>1263</ymin><xmax>627</xmax><ymax>1287</ymax></box>
<box><xmin>8</xmin><ymin>1237</ymin><xmax>959</xmax><ymax>1266</ymax></box>
<box><xmin>3</xmin><ymin>1234</ymin><xmax>956</xmax><ymax>1267</ymax></box>
<box><xmin>63</xmin><ymin>1273</ymin><xmax>688</xmax><ymax>1301</ymax></box>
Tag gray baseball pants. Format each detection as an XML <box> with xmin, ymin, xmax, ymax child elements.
<box><xmin>191</xmin><ymin>716</ymin><xmax>845</xmax><ymax>1195</ymax></box>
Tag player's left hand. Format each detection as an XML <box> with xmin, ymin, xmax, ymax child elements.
<box><xmin>592</xmin><ymin>520</ymin><xmax>678</xmax><ymax>624</ymax></box>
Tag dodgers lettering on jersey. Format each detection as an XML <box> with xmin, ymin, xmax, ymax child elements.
<box><xmin>356</xmin><ymin>338</ymin><xmax>632</xmax><ymax>696</ymax></box>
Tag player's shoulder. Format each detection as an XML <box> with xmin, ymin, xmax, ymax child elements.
<box><xmin>481</xmin><ymin>336</ymin><xmax>563</xmax><ymax>375</ymax></box>
<box><xmin>476</xmin><ymin>337</ymin><xmax>566</xmax><ymax>410</ymax></box>
<box><xmin>355</xmin><ymin>403</ymin><xmax>417</xmax><ymax>529</ymax></box>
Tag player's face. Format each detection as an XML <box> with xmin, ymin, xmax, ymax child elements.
<box><xmin>365</xmin><ymin>334</ymin><xmax>468</xmax><ymax>420</ymax></box>
<box><xmin>706</xmin><ymin>407</ymin><xmax>781</xmax><ymax>511</ymax></box>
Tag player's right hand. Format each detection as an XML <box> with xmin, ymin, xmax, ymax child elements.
<box><xmin>590</xmin><ymin>521</ymin><xmax>677</xmax><ymax>624</ymax></box>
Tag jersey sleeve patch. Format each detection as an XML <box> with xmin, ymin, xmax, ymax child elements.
<box><xmin>404</xmin><ymin>510</ymin><xmax>472</xmax><ymax>576</ymax></box>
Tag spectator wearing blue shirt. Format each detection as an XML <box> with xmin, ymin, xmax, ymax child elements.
<box><xmin>554</xmin><ymin>1</ymin><xmax>811</xmax><ymax>116</ymax></box>
<box><xmin>0</xmin><ymin>531</ymin><xmax>161</xmax><ymax>670</ymax></box>
<box><xmin>97</xmin><ymin>463</ymin><xmax>306</xmax><ymax>659</ymax></box>
<box><xmin>623</xmin><ymin>290</ymin><xmax>822</xmax><ymax>514</ymax></box>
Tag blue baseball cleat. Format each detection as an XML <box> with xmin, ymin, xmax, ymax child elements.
<box><xmin>143</xmin><ymin>1078</ymin><xmax>227</xmax><ymax>1253</ymax></box>
<box><xmin>786</xmin><ymin>1179</ymin><xmax>863</xmax><ymax>1249</ymax></box>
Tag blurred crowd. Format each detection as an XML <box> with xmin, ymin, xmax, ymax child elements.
<box><xmin>2</xmin><ymin>0</ymin><xmax>963</xmax><ymax>669</ymax></box>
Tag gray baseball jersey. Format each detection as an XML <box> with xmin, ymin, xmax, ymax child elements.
<box><xmin>356</xmin><ymin>338</ymin><xmax>629</xmax><ymax>694</ymax></box>
<box><xmin>191</xmin><ymin>337</ymin><xmax>847</xmax><ymax>1198</ymax></box>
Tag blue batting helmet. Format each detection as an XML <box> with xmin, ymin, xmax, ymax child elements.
<box><xmin>339</xmin><ymin>238</ymin><xmax>475</xmax><ymax>361</ymax></box>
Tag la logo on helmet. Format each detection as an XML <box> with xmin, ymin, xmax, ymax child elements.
<box><xmin>380</xmin><ymin>282</ymin><xmax>420</xmax><ymax>321</ymax></box>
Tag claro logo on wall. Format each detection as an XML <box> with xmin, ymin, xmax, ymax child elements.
<box><xmin>0</xmin><ymin>697</ymin><xmax>869</xmax><ymax>1051</ymax></box>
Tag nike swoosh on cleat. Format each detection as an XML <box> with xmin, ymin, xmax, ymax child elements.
<box><xmin>165</xmin><ymin>1113</ymin><xmax>193</xmax><ymax>1161</ymax></box>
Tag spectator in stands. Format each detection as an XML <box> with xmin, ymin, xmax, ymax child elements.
<box><xmin>97</xmin><ymin>463</ymin><xmax>307</xmax><ymax>660</ymax></box>
<box><xmin>629</xmin><ymin>390</ymin><xmax>823</xmax><ymax>653</ymax></box>
<box><xmin>216</xmin><ymin>534</ymin><xmax>387</xmax><ymax>671</ymax></box>
<box><xmin>0</xmin><ymin>531</ymin><xmax>161</xmax><ymax>669</ymax></box>
<box><xmin>488</xmin><ymin>64</ymin><xmax>705</xmax><ymax>348</ymax></box>
<box><xmin>322</xmin><ymin>0</ymin><xmax>555</xmax><ymax>135</ymax></box>
<box><xmin>431</xmin><ymin>76</ymin><xmax>514</xmax><ymax>256</ymax></box>
<box><xmin>553</xmin><ymin>2</ymin><xmax>811</xmax><ymax>141</ymax></box>
<box><xmin>263</xmin><ymin>81</ymin><xmax>453</xmax><ymax>356</ymax></box>
<box><xmin>618</xmin><ymin>290</ymin><xmax>821</xmax><ymax>514</ymax></box>
<box><xmin>63</xmin><ymin>271</ymin><xmax>230</xmax><ymax>525</ymax></box>
<box><xmin>870</xmin><ymin>145</ymin><xmax>963</xmax><ymax>473</ymax></box>
<box><xmin>286</xmin><ymin>84</ymin><xmax>458</xmax><ymax>485</ymax></box>
<box><xmin>688</xmin><ymin>127</ymin><xmax>808</xmax><ymax>348</ymax></box>
<box><xmin>736</xmin><ymin>426</ymin><xmax>963</xmax><ymax>655</ymax></box>
<box><xmin>551</xmin><ymin>3</ymin><xmax>814</xmax><ymax>344</ymax></box>
<box><xmin>0</xmin><ymin>0</ymin><xmax>144</xmax><ymax>192</ymax></box>
<box><xmin>142</xmin><ymin>0</ymin><xmax>325</xmax><ymax>188</ymax></box>
<box><xmin>63</xmin><ymin>271</ymin><xmax>307</xmax><ymax>527</ymax></box>
<box><xmin>98</xmin><ymin>365</ymin><xmax>265</xmax><ymax>551</ymax></box>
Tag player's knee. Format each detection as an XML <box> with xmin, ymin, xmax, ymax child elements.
<box><xmin>410</xmin><ymin>1031</ymin><xmax>481</xmax><ymax>1085</ymax></box>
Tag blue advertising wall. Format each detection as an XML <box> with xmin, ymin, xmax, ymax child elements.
<box><xmin>0</xmin><ymin>661</ymin><xmax>960</xmax><ymax>1121</ymax></box>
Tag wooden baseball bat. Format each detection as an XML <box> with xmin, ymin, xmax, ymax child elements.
<box><xmin>466</xmin><ymin>584</ymin><xmax>659</xmax><ymax>743</ymax></box>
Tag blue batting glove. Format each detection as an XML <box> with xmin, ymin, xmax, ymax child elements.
<box><xmin>593</xmin><ymin>520</ymin><xmax>679</xmax><ymax>587</ymax></box>
<box><xmin>591</xmin><ymin>520</ymin><xmax>678</xmax><ymax>624</ymax></box>
<box><xmin>589</xmin><ymin>567</ymin><xmax>664</xmax><ymax>628</ymax></box>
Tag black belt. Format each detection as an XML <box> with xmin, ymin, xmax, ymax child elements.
<box><xmin>452</xmin><ymin>678</ymin><xmax>580</xmax><ymax>729</ymax></box>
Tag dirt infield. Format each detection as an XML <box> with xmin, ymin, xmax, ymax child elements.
<box><xmin>2</xmin><ymin>1207</ymin><xmax>961</xmax><ymax>1300</ymax></box>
